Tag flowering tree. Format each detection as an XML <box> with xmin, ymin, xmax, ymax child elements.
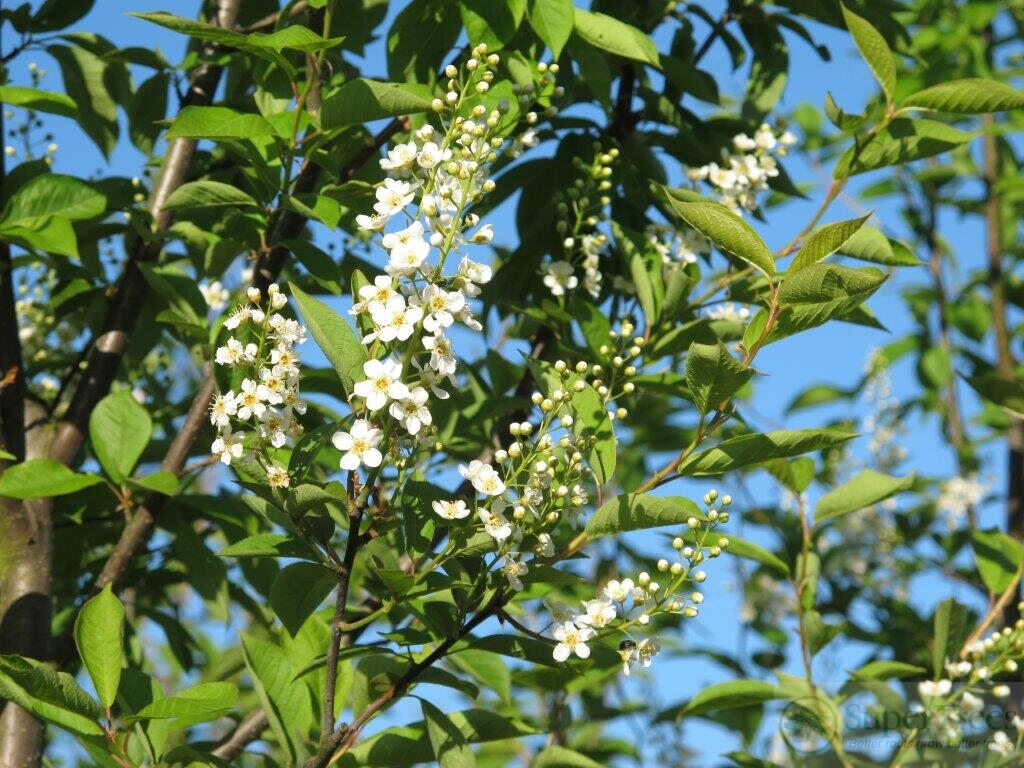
<box><xmin>1</xmin><ymin>1</ymin><xmax>1024</xmax><ymax>767</ymax></box>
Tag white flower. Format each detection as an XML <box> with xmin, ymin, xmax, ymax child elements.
<box><xmin>379</xmin><ymin>141</ymin><xmax>418</xmax><ymax>173</ymax></box>
<box><xmin>754</xmin><ymin>124</ymin><xmax>777</xmax><ymax>151</ymax></box>
<box><xmin>460</xmin><ymin>460</ymin><xmax>505</xmax><ymax>496</ymax></box>
<box><xmin>478</xmin><ymin>507</ymin><xmax>512</xmax><ymax>543</ymax></box>
<box><xmin>383</xmin><ymin>220</ymin><xmax>431</xmax><ymax>275</ymax></box>
<box><xmin>546</xmin><ymin>600</ymin><xmax>575</xmax><ymax>625</ymax></box>
<box><xmin>366</xmin><ymin>296</ymin><xmax>423</xmax><ymax>344</ymax></box>
<box><xmin>353</xmin><ymin>358</ymin><xmax>409</xmax><ymax>411</ymax></box>
<box><xmin>352</xmin><ymin>275</ymin><xmax>398</xmax><ymax>315</ymax></box>
<box><xmin>990</xmin><ymin>731</ymin><xmax>1014</xmax><ymax>758</ymax></box>
<box><xmin>211</xmin><ymin>430</ymin><xmax>245</xmax><ymax>465</ymax></box>
<box><xmin>235</xmin><ymin>378</ymin><xmax>266</xmax><ymax>420</ymax></box>
<box><xmin>199</xmin><ymin>280</ymin><xmax>230</xmax><ymax>311</ymax></box>
<box><xmin>459</xmin><ymin>256</ymin><xmax>492</xmax><ymax>284</ymax></box>
<box><xmin>332</xmin><ymin>419</ymin><xmax>384</xmax><ymax>471</ymax></box>
<box><xmin>215</xmin><ymin>338</ymin><xmax>257</xmax><ymax>366</ymax></box>
<box><xmin>732</xmin><ymin>133</ymin><xmax>757</xmax><ymax>151</ymax></box>
<box><xmin>576</xmin><ymin>599</ymin><xmax>616</xmax><ymax>628</ymax></box>
<box><xmin>415</xmin><ymin>284</ymin><xmax>465</xmax><ymax>332</ymax></box>
<box><xmin>373</xmin><ymin>178</ymin><xmax>415</xmax><ymax>218</ymax></box>
<box><xmin>258</xmin><ymin>367</ymin><xmax>286</xmax><ymax>405</ymax></box>
<box><xmin>355</xmin><ymin>212</ymin><xmax>387</xmax><ymax>231</ymax></box>
<box><xmin>994</xmin><ymin>684</ymin><xmax>1011</xmax><ymax>698</ymax></box>
<box><xmin>471</xmin><ymin>224</ymin><xmax>494</xmax><ymax>244</ymax></box>
<box><xmin>552</xmin><ymin>621</ymin><xmax>595</xmax><ymax>662</ymax></box>
<box><xmin>945</xmin><ymin>660</ymin><xmax>973</xmax><ymax>678</ymax></box>
<box><xmin>918</xmin><ymin>680</ymin><xmax>952</xmax><ymax>698</ymax></box>
<box><xmin>416</xmin><ymin>141</ymin><xmax>447</xmax><ymax>169</ymax></box>
<box><xmin>623</xmin><ymin>637</ymin><xmax>661</xmax><ymax>676</ymax></box>
<box><xmin>961</xmin><ymin>691</ymin><xmax>984</xmax><ymax>715</ymax></box>
<box><xmin>270</xmin><ymin>346</ymin><xmax>300</xmax><ymax>376</ymax></box>
<box><xmin>501</xmin><ymin>555</ymin><xmax>528</xmax><ymax>591</ymax></box>
<box><xmin>260</xmin><ymin>409</ymin><xmax>289</xmax><ymax>449</ymax></box>
<box><xmin>209</xmin><ymin>392</ymin><xmax>237</xmax><ymax>427</ymax></box>
<box><xmin>224</xmin><ymin>306</ymin><xmax>249</xmax><ymax>330</ymax></box>
<box><xmin>266</xmin><ymin>463</ymin><xmax>290</xmax><ymax>489</ymax></box>
<box><xmin>422</xmin><ymin>331</ymin><xmax>457</xmax><ymax>376</ymax></box>
<box><xmin>432</xmin><ymin>499</ymin><xmax>470</xmax><ymax>520</ymax></box>
<box><xmin>535</xmin><ymin>532</ymin><xmax>554</xmax><ymax>557</ymax></box>
<box><xmin>389</xmin><ymin>386</ymin><xmax>431</xmax><ymax>434</ymax></box>
<box><xmin>542</xmin><ymin>260</ymin><xmax>578</xmax><ymax>297</ymax></box>
<box><xmin>604</xmin><ymin>578</ymin><xmax>635</xmax><ymax>603</ymax></box>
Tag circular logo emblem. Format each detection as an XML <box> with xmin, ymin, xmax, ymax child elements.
<box><xmin>780</xmin><ymin>696</ymin><xmax>841</xmax><ymax>755</ymax></box>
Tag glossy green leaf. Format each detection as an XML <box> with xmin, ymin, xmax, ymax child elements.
<box><xmin>0</xmin><ymin>459</ymin><xmax>104</xmax><ymax>499</ymax></box>
<box><xmin>840</xmin><ymin>4</ymin><xmax>895</xmax><ymax>102</ymax></box>
<box><xmin>320</xmin><ymin>79</ymin><xmax>435</xmax><ymax>129</ymax></box>
<box><xmin>270</xmin><ymin>562</ymin><xmax>336</xmax><ymax>636</ymax></box>
<box><xmin>89</xmin><ymin>389</ymin><xmax>153</xmax><ymax>483</ymax></box>
<box><xmin>573</xmin><ymin>9</ymin><xmax>659</xmax><ymax>67</ymax></box>
<box><xmin>1</xmin><ymin>173</ymin><xmax>105</xmax><ymax>224</ymax></box>
<box><xmin>131</xmin><ymin>681</ymin><xmax>237</xmax><ymax>726</ymax></box>
<box><xmin>774</xmin><ymin>264</ymin><xmax>887</xmax><ymax>339</ymax></box>
<box><xmin>685</xmin><ymin>342</ymin><xmax>752</xmax><ymax>415</ymax></box>
<box><xmin>289</xmin><ymin>282</ymin><xmax>367</xmax><ymax>399</ymax></box>
<box><xmin>165</xmin><ymin>105</ymin><xmax>276</xmax><ymax>139</ymax></box>
<box><xmin>790</xmin><ymin>215</ymin><xmax>870</xmax><ymax>271</ymax></box>
<box><xmin>663</xmin><ymin>198</ymin><xmax>774</xmax><ymax>278</ymax></box>
<box><xmin>902</xmin><ymin>78</ymin><xmax>1024</xmax><ymax>114</ymax></box>
<box><xmin>241</xmin><ymin>634</ymin><xmax>313</xmax><ymax>763</ymax></box>
<box><xmin>73</xmin><ymin>584</ymin><xmax>124</xmax><ymax>710</ymax></box>
<box><xmin>528</xmin><ymin>0</ymin><xmax>574</xmax><ymax>59</ymax></box>
<box><xmin>162</xmin><ymin>180</ymin><xmax>259</xmax><ymax>211</ymax></box>
<box><xmin>725</xmin><ymin>535</ymin><xmax>790</xmax><ymax>577</ymax></box>
<box><xmin>972</xmin><ymin>529</ymin><xmax>1024</xmax><ymax>594</ymax></box>
<box><xmin>679</xmin><ymin>429</ymin><xmax>856</xmax><ymax>476</ymax></box>
<box><xmin>686</xmin><ymin>680</ymin><xmax>782</xmax><ymax>715</ymax></box>
<box><xmin>422</xmin><ymin>699</ymin><xmax>475</xmax><ymax>768</ymax></box>
<box><xmin>0</xmin><ymin>654</ymin><xmax>102</xmax><ymax>736</ymax></box>
<box><xmin>836</xmin><ymin>225</ymin><xmax>920</xmax><ymax>267</ymax></box>
<box><xmin>586</xmin><ymin>493</ymin><xmax>702</xmax><ymax>539</ymax></box>
<box><xmin>814</xmin><ymin>469</ymin><xmax>914</xmax><ymax>524</ymax></box>
<box><xmin>0</xmin><ymin>85</ymin><xmax>77</xmax><ymax>117</ymax></box>
<box><xmin>220</xmin><ymin>533</ymin><xmax>317</xmax><ymax>559</ymax></box>
<box><xmin>835</xmin><ymin>119</ymin><xmax>972</xmax><ymax>178</ymax></box>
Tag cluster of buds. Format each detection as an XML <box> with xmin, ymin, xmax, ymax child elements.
<box><xmin>543</xmin><ymin>145</ymin><xmax>619</xmax><ymax>299</ymax></box>
<box><xmin>546</xmin><ymin>490</ymin><xmax>731</xmax><ymax>675</ymax></box>
<box><xmin>4</xmin><ymin>62</ymin><xmax>58</xmax><ymax>164</ymax></box>
<box><xmin>588</xmin><ymin>320</ymin><xmax>646</xmax><ymax>419</ymax></box>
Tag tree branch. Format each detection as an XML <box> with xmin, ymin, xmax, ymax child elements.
<box><xmin>48</xmin><ymin>0</ymin><xmax>242</xmax><ymax>467</ymax></box>
<box><xmin>211</xmin><ymin>709</ymin><xmax>271</xmax><ymax>760</ymax></box>
<box><xmin>0</xmin><ymin>105</ymin><xmax>26</xmax><ymax>462</ymax></box>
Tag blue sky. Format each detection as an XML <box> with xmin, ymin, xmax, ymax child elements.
<box><xmin>4</xmin><ymin>1</ymin><xmax>1011</xmax><ymax>764</ymax></box>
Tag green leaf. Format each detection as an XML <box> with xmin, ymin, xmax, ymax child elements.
<box><xmin>337</xmin><ymin>709</ymin><xmax>540</xmax><ymax>767</ymax></box>
<box><xmin>241</xmin><ymin>634</ymin><xmax>313</xmax><ymax>763</ymax></box>
<box><xmin>901</xmin><ymin>78</ymin><xmax>1024</xmax><ymax>114</ymax></box>
<box><xmin>572</xmin><ymin>9</ymin><xmax>659</xmax><ymax>67</ymax></box>
<box><xmin>836</xmin><ymin>225</ymin><xmax>920</xmax><ymax>267</ymax></box>
<box><xmin>421</xmin><ymin>699</ymin><xmax>476</xmax><ymax>768</ymax></box>
<box><xmin>460</xmin><ymin>0</ymin><xmax>526</xmax><ymax>49</ymax></box>
<box><xmin>932</xmin><ymin>599</ymin><xmax>968</xmax><ymax>678</ymax></box>
<box><xmin>165</xmin><ymin>105</ymin><xmax>276</xmax><ymax>139</ymax></box>
<box><xmin>835</xmin><ymin>119</ymin><xmax>972</xmax><ymax>178</ymax></box>
<box><xmin>131</xmin><ymin>682</ymin><xmax>237</xmax><ymax>726</ymax></box>
<box><xmin>725</xmin><ymin>535</ymin><xmax>790</xmax><ymax>577</ymax></box>
<box><xmin>774</xmin><ymin>264</ymin><xmax>887</xmax><ymax>340</ymax></box>
<box><xmin>686</xmin><ymin>680</ymin><xmax>782</xmax><ymax>715</ymax></box>
<box><xmin>824</xmin><ymin>91</ymin><xmax>867</xmax><ymax>131</ymax></box>
<box><xmin>0</xmin><ymin>215</ymin><xmax>78</xmax><ymax>258</ymax></box>
<box><xmin>850</xmin><ymin>660</ymin><xmax>926</xmax><ymax>681</ymax></box>
<box><xmin>127</xmin><ymin>470</ymin><xmax>178</xmax><ymax>497</ymax></box>
<box><xmin>814</xmin><ymin>469</ymin><xmax>914</xmax><ymax>524</ymax></box>
<box><xmin>289</xmin><ymin>282</ymin><xmax>367</xmax><ymax>399</ymax></box>
<box><xmin>534</xmin><ymin>747</ymin><xmax>603</xmax><ymax>768</ymax></box>
<box><xmin>0</xmin><ymin>654</ymin><xmax>102</xmax><ymax>736</ymax></box>
<box><xmin>528</xmin><ymin>0</ymin><xmax>574</xmax><ymax>59</ymax></box>
<box><xmin>585</xmin><ymin>493</ymin><xmax>702</xmax><ymax>539</ymax></box>
<box><xmin>89</xmin><ymin>389</ymin><xmax>153</xmax><ymax>483</ymax></box>
<box><xmin>73</xmin><ymin>584</ymin><xmax>124</xmax><ymax>709</ymax></box>
<box><xmin>1</xmin><ymin>173</ymin><xmax>105</xmax><ymax>224</ymax></box>
<box><xmin>966</xmin><ymin>374</ymin><xmax>1024</xmax><ymax>419</ymax></box>
<box><xmin>679</xmin><ymin>429</ymin><xmax>856</xmax><ymax>476</ymax></box>
<box><xmin>685</xmin><ymin>342</ymin><xmax>752</xmax><ymax>415</ymax></box>
<box><xmin>270</xmin><ymin>562</ymin><xmax>336</xmax><ymax>636</ymax></box>
<box><xmin>320</xmin><ymin>78</ymin><xmax>435</xmax><ymax>129</ymax></box>
<box><xmin>127</xmin><ymin>72</ymin><xmax>169</xmax><ymax>154</ymax></box>
<box><xmin>162</xmin><ymin>180</ymin><xmax>259</xmax><ymax>211</ymax></box>
<box><xmin>0</xmin><ymin>459</ymin><xmax>104</xmax><ymax>499</ymax></box>
<box><xmin>220</xmin><ymin>533</ymin><xmax>317</xmax><ymax>559</ymax></box>
<box><xmin>47</xmin><ymin>43</ymin><xmax>119</xmax><ymax>157</ymax></box>
<box><xmin>840</xmin><ymin>4</ymin><xmax>895</xmax><ymax>102</ymax></box>
<box><xmin>0</xmin><ymin>85</ymin><xmax>78</xmax><ymax>118</ymax></box>
<box><xmin>972</xmin><ymin>529</ymin><xmax>1024</xmax><ymax>594</ymax></box>
<box><xmin>662</xmin><ymin>197</ymin><xmax>774</xmax><ymax>278</ymax></box>
<box><xmin>790</xmin><ymin>215</ymin><xmax>870</xmax><ymax>271</ymax></box>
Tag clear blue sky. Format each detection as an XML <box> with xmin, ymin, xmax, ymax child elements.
<box><xmin>4</xmin><ymin>1</ymin><xmax>1008</xmax><ymax>764</ymax></box>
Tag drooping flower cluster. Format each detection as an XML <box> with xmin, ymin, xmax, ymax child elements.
<box><xmin>685</xmin><ymin>123</ymin><xmax>797</xmax><ymax>213</ymax></box>
<box><xmin>542</xmin><ymin>145</ymin><xmax>618</xmax><ymax>299</ymax></box>
<box><xmin>210</xmin><ymin>283</ymin><xmax>307</xmax><ymax>488</ymax></box>
<box><xmin>862</xmin><ymin>349</ymin><xmax>908</xmax><ymax>471</ymax></box>
<box><xmin>331</xmin><ymin>46</ymin><xmax>547</xmax><ymax>476</ymax></box>
<box><xmin>546</xmin><ymin>490</ymin><xmax>731</xmax><ymax>674</ymax></box>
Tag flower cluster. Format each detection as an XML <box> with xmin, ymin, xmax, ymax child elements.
<box><xmin>4</xmin><ymin>62</ymin><xmax>59</xmax><ymax>165</ymax></box>
<box><xmin>937</xmin><ymin>475</ymin><xmax>988</xmax><ymax>526</ymax></box>
<box><xmin>209</xmin><ymin>284</ymin><xmax>307</xmax><ymax>488</ymax></box>
<box><xmin>685</xmin><ymin>123</ymin><xmax>796</xmax><ymax>213</ymax></box>
<box><xmin>542</xmin><ymin>145</ymin><xmax>618</xmax><ymax>299</ymax></box>
<box><xmin>862</xmin><ymin>349</ymin><xmax>908</xmax><ymax>471</ymax></box>
<box><xmin>914</xmin><ymin>610</ymin><xmax>1024</xmax><ymax>752</ymax></box>
<box><xmin>704</xmin><ymin>302</ymin><xmax>752</xmax><ymax>323</ymax></box>
<box><xmin>644</xmin><ymin>223</ymin><xmax>710</xmax><ymax>271</ymax></box>
<box><xmin>331</xmin><ymin>45</ymin><xmax>545</xmax><ymax>478</ymax></box>
<box><xmin>547</xmin><ymin>490</ymin><xmax>731</xmax><ymax>674</ymax></box>
<box><xmin>199</xmin><ymin>280</ymin><xmax>230</xmax><ymax>312</ymax></box>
